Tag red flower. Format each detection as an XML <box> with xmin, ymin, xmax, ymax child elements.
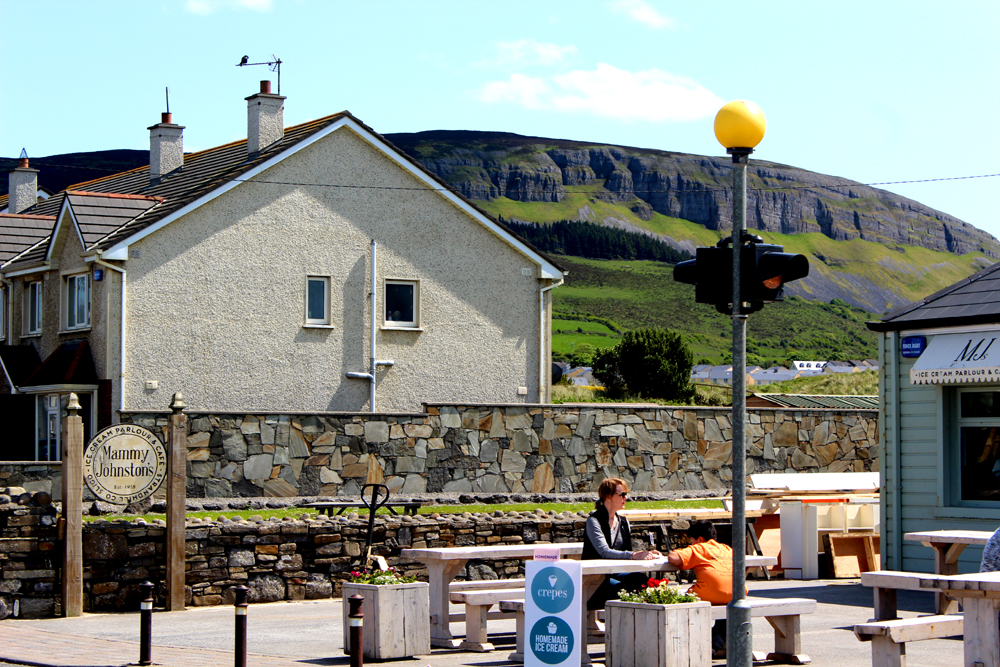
<box><xmin>647</xmin><ymin>577</ymin><xmax>663</xmax><ymax>588</ymax></box>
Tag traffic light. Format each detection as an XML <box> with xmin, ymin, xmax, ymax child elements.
<box><xmin>673</xmin><ymin>236</ymin><xmax>809</xmax><ymax>314</ymax></box>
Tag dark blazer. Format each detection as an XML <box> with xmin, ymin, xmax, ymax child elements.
<box><xmin>582</xmin><ymin>505</ymin><xmax>633</xmax><ymax>560</ymax></box>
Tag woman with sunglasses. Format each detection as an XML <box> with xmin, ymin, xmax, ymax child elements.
<box><xmin>582</xmin><ymin>477</ymin><xmax>662</xmax><ymax>609</ymax></box>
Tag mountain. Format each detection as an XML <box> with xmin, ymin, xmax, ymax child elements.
<box><xmin>5</xmin><ymin>133</ymin><xmax>997</xmax><ymax>314</ymax></box>
<box><xmin>383</xmin><ymin>130</ymin><xmax>999</xmax><ymax>312</ymax></box>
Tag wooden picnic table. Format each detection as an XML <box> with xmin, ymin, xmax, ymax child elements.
<box><xmin>302</xmin><ymin>500</ymin><xmax>424</xmax><ymax>516</ymax></box>
<box><xmin>862</xmin><ymin>569</ymin><xmax>1000</xmax><ymax>667</ymax></box>
<box><xmin>904</xmin><ymin>529</ymin><xmax>994</xmax><ymax>613</ymax></box>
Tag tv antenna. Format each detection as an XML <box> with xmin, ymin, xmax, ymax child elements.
<box><xmin>236</xmin><ymin>54</ymin><xmax>283</xmax><ymax>94</ymax></box>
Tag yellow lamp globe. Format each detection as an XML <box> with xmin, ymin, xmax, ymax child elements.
<box><xmin>714</xmin><ymin>100</ymin><xmax>766</xmax><ymax>150</ymax></box>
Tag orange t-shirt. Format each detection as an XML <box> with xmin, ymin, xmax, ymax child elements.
<box><xmin>673</xmin><ymin>540</ymin><xmax>739</xmax><ymax>605</ymax></box>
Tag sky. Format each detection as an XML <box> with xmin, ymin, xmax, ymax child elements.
<box><xmin>3</xmin><ymin>0</ymin><xmax>999</xmax><ymax>238</ymax></box>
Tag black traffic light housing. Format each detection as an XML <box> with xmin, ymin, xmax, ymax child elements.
<box><xmin>673</xmin><ymin>232</ymin><xmax>809</xmax><ymax>314</ymax></box>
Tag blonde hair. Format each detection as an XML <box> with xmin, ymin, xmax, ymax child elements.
<box><xmin>595</xmin><ymin>477</ymin><xmax>629</xmax><ymax>510</ymax></box>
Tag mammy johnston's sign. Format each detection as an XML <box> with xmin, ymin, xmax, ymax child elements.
<box><xmin>84</xmin><ymin>425</ymin><xmax>167</xmax><ymax>504</ymax></box>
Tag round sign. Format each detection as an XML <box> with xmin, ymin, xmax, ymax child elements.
<box><xmin>529</xmin><ymin>616</ymin><xmax>574</xmax><ymax>664</ymax></box>
<box><xmin>84</xmin><ymin>425</ymin><xmax>167</xmax><ymax>504</ymax></box>
<box><xmin>531</xmin><ymin>566</ymin><xmax>575</xmax><ymax>614</ymax></box>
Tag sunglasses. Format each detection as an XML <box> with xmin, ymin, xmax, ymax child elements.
<box><xmin>615</xmin><ymin>491</ymin><xmax>629</xmax><ymax>500</ymax></box>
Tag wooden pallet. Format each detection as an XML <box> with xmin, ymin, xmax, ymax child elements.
<box><xmin>823</xmin><ymin>531</ymin><xmax>880</xmax><ymax>578</ymax></box>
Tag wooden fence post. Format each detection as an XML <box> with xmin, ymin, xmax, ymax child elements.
<box><xmin>166</xmin><ymin>392</ymin><xmax>187</xmax><ymax>611</ymax></box>
<box><xmin>61</xmin><ymin>393</ymin><xmax>84</xmax><ymax>617</ymax></box>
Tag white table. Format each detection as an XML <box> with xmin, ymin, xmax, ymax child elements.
<box><xmin>904</xmin><ymin>529</ymin><xmax>993</xmax><ymax>613</ymax></box>
<box><xmin>401</xmin><ymin>543</ymin><xmax>584</xmax><ymax>647</ymax></box>
<box><xmin>863</xmin><ymin>569</ymin><xmax>1000</xmax><ymax>667</ymax></box>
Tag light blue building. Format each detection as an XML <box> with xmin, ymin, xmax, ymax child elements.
<box><xmin>869</xmin><ymin>262</ymin><xmax>1000</xmax><ymax>572</ymax></box>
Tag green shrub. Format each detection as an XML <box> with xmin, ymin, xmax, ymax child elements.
<box><xmin>592</xmin><ymin>328</ymin><xmax>695</xmax><ymax>401</ymax></box>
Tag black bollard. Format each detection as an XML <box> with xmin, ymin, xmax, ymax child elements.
<box><xmin>138</xmin><ymin>581</ymin><xmax>154</xmax><ymax>666</ymax></box>
<box><xmin>234</xmin><ymin>585</ymin><xmax>248</xmax><ymax>667</ymax></box>
<box><xmin>348</xmin><ymin>594</ymin><xmax>364</xmax><ymax>667</ymax></box>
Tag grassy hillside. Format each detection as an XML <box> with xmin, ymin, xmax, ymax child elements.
<box><xmin>552</xmin><ymin>256</ymin><xmax>877</xmax><ymax>366</ymax></box>
<box><xmin>483</xmin><ymin>196</ymin><xmax>994</xmax><ymax>314</ymax></box>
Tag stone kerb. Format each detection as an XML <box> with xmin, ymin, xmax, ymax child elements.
<box><xmin>117</xmin><ymin>404</ymin><xmax>878</xmax><ymax>499</ymax></box>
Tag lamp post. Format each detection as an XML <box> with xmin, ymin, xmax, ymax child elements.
<box><xmin>714</xmin><ymin>99</ymin><xmax>766</xmax><ymax>667</ymax></box>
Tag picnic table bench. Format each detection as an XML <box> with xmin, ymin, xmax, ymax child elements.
<box><xmin>302</xmin><ymin>500</ymin><xmax>424</xmax><ymax>516</ymax></box>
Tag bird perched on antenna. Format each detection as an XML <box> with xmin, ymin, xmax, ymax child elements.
<box><xmin>238</xmin><ymin>55</ymin><xmax>248</xmax><ymax>66</ymax></box>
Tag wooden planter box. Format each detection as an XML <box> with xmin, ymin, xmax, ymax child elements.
<box><xmin>342</xmin><ymin>581</ymin><xmax>430</xmax><ymax>660</ymax></box>
<box><xmin>605</xmin><ymin>599</ymin><xmax>711</xmax><ymax>667</ymax></box>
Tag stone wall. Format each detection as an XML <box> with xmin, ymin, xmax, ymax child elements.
<box><xmin>0</xmin><ymin>496</ymin><xmax>689</xmax><ymax>618</ymax></box>
<box><xmin>114</xmin><ymin>404</ymin><xmax>879</xmax><ymax>498</ymax></box>
<box><xmin>0</xmin><ymin>463</ymin><xmax>63</xmax><ymax>501</ymax></box>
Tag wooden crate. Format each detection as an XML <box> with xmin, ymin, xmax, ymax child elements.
<box><xmin>342</xmin><ymin>581</ymin><xmax>430</xmax><ymax>659</ymax></box>
<box><xmin>823</xmin><ymin>532</ymin><xmax>880</xmax><ymax>578</ymax></box>
<box><xmin>605</xmin><ymin>599</ymin><xmax>711</xmax><ymax>667</ymax></box>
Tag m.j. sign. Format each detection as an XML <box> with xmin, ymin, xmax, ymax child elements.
<box><xmin>83</xmin><ymin>424</ymin><xmax>167</xmax><ymax>504</ymax></box>
<box><xmin>910</xmin><ymin>333</ymin><xmax>1000</xmax><ymax>384</ymax></box>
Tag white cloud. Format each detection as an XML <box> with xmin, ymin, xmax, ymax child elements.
<box><xmin>494</xmin><ymin>40</ymin><xmax>578</xmax><ymax>67</ymax></box>
<box><xmin>480</xmin><ymin>63</ymin><xmax>723</xmax><ymax>123</ymax></box>
<box><xmin>184</xmin><ymin>0</ymin><xmax>272</xmax><ymax>15</ymax></box>
<box><xmin>611</xmin><ymin>0</ymin><xmax>674</xmax><ymax>29</ymax></box>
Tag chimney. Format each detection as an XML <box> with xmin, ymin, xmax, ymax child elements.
<box><xmin>8</xmin><ymin>149</ymin><xmax>39</xmax><ymax>214</ymax></box>
<box><xmin>148</xmin><ymin>112</ymin><xmax>184</xmax><ymax>184</ymax></box>
<box><xmin>246</xmin><ymin>80</ymin><xmax>285</xmax><ymax>157</ymax></box>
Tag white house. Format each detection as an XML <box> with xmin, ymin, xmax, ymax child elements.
<box><xmin>0</xmin><ymin>81</ymin><xmax>565</xmax><ymax>460</ymax></box>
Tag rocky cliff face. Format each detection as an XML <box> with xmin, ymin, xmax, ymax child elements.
<box><xmin>386</xmin><ymin>130</ymin><xmax>999</xmax><ymax>258</ymax></box>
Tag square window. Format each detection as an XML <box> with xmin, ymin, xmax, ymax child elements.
<box><xmin>25</xmin><ymin>281</ymin><xmax>41</xmax><ymax>334</ymax></box>
<box><xmin>65</xmin><ymin>273</ymin><xmax>91</xmax><ymax>330</ymax></box>
<box><xmin>306</xmin><ymin>276</ymin><xmax>330</xmax><ymax>325</ymax></box>
<box><xmin>952</xmin><ymin>388</ymin><xmax>1000</xmax><ymax>506</ymax></box>
<box><xmin>385</xmin><ymin>280</ymin><xmax>418</xmax><ymax>327</ymax></box>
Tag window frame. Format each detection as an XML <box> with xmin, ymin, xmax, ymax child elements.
<box><xmin>24</xmin><ymin>280</ymin><xmax>42</xmax><ymax>335</ymax></box>
<box><xmin>64</xmin><ymin>272</ymin><xmax>92</xmax><ymax>331</ymax></box>
<box><xmin>382</xmin><ymin>278</ymin><xmax>421</xmax><ymax>329</ymax></box>
<box><xmin>304</xmin><ymin>275</ymin><xmax>332</xmax><ymax>327</ymax></box>
<box><xmin>947</xmin><ymin>386</ymin><xmax>1000</xmax><ymax>508</ymax></box>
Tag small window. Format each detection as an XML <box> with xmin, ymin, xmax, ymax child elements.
<box><xmin>385</xmin><ymin>280</ymin><xmax>418</xmax><ymax>327</ymax></box>
<box><xmin>953</xmin><ymin>389</ymin><xmax>1000</xmax><ymax>505</ymax></box>
<box><xmin>65</xmin><ymin>273</ymin><xmax>91</xmax><ymax>330</ymax></box>
<box><xmin>305</xmin><ymin>276</ymin><xmax>330</xmax><ymax>325</ymax></box>
<box><xmin>25</xmin><ymin>281</ymin><xmax>41</xmax><ymax>335</ymax></box>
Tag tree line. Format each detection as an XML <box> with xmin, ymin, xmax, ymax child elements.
<box><xmin>502</xmin><ymin>218</ymin><xmax>690</xmax><ymax>263</ymax></box>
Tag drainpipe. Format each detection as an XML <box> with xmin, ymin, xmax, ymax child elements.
<box><xmin>538</xmin><ymin>278</ymin><xmax>563</xmax><ymax>402</ymax></box>
<box><xmin>93</xmin><ymin>256</ymin><xmax>126</xmax><ymax>414</ymax></box>
<box><xmin>346</xmin><ymin>240</ymin><xmax>393</xmax><ymax>412</ymax></box>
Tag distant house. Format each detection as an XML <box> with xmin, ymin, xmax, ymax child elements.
<box><xmin>0</xmin><ymin>81</ymin><xmax>565</xmax><ymax>460</ymax></box>
<box><xmin>792</xmin><ymin>360</ymin><xmax>828</xmax><ymax>371</ymax></box>
<box><xmin>748</xmin><ymin>367</ymin><xmax>802</xmax><ymax>385</ymax></box>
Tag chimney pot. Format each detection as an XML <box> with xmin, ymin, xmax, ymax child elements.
<box><xmin>148</xmin><ymin>114</ymin><xmax>184</xmax><ymax>184</ymax></box>
<box><xmin>8</xmin><ymin>149</ymin><xmax>39</xmax><ymax>214</ymax></box>
<box><xmin>246</xmin><ymin>83</ymin><xmax>286</xmax><ymax>157</ymax></box>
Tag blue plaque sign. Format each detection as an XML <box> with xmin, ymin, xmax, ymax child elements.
<box><xmin>901</xmin><ymin>336</ymin><xmax>927</xmax><ymax>358</ymax></box>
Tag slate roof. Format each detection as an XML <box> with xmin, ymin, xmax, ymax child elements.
<box><xmin>20</xmin><ymin>339</ymin><xmax>97</xmax><ymax>387</ymax></box>
<box><xmin>0</xmin><ymin>213</ymin><xmax>55</xmax><ymax>263</ymax></box>
<box><xmin>869</xmin><ymin>260</ymin><xmax>1000</xmax><ymax>332</ymax></box>
<box><xmin>0</xmin><ymin>344</ymin><xmax>42</xmax><ymax>386</ymax></box>
<box><xmin>747</xmin><ymin>393</ymin><xmax>878</xmax><ymax>410</ymax></box>
<box><xmin>2</xmin><ymin>111</ymin><xmax>564</xmax><ymax>274</ymax></box>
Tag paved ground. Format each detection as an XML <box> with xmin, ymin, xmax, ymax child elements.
<box><xmin>0</xmin><ymin>579</ymin><xmax>961</xmax><ymax>667</ymax></box>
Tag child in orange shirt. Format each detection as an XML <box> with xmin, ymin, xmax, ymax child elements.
<box><xmin>667</xmin><ymin>521</ymin><xmax>739</xmax><ymax>659</ymax></box>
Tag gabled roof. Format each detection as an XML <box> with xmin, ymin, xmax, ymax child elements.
<box><xmin>869</xmin><ymin>260</ymin><xmax>1000</xmax><ymax>332</ymax></box>
<box><xmin>2</xmin><ymin>112</ymin><xmax>565</xmax><ymax>278</ymax></box>
<box><xmin>20</xmin><ymin>339</ymin><xmax>98</xmax><ymax>388</ymax></box>
<box><xmin>0</xmin><ymin>213</ymin><xmax>55</xmax><ymax>263</ymax></box>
